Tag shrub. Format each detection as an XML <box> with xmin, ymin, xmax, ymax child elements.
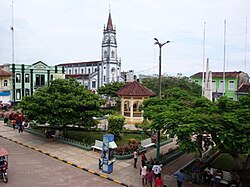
<box><xmin>108</xmin><ymin>114</ymin><xmax>125</xmax><ymax>136</ymax></box>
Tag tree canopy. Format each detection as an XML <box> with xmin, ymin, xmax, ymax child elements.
<box><xmin>18</xmin><ymin>79</ymin><xmax>105</xmax><ymax>133</ymax></box>
<box><xmin>97</xmin><ymin>82</ymin><xmax>126</xmax><ymax>97</ymax></box>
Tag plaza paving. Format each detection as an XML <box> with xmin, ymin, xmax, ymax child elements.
<box><xmin>0</xmin><ymin>122</ymin><xmax>211</xmax><ymax>187</ymax></box>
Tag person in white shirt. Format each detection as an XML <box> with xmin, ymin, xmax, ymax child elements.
<box><xmin>140</xmin><ymin>161</ymin><xmax>147</xmax><ymax>186</ymax></box>
<box><xmin>133</xmin><ymin>148</ymin><xmax>139</xmax><ymax>168</ymax></box>
<box><xmin>204</xmin><ymin>166</ymin><xmax>213</xmax><ymax>183</ymax></box>
<box><xmin>152</xmin><ymin>161</ymin><xmax>162</xmax><ymax>178</ymax></box>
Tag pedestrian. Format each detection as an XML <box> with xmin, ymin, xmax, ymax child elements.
<box><xmin>155</xmin><ymin>173</ymin><xmax>163</xmax><ymax>187</ymax></box>
<box><xmin>11</xmin><ymin>119</ymin><xmax>16</xmax><ymax>130</ymax></box>
<box><xmin>191</xmin><ymin>159</ymin><xmax>201</xmax><ymax>184</ymax></box>
<box><xmin>146</xmin><ymin>167</ymin><xmax>154</xmax><ymax>187</ymax></box>
<box><xmin>152</xmin><ymin>161</ymin><xmax>162</xmax><ymax>178</ymax></box>
<box><xmin>214</xmin><ymin>168</ymin><xmax>223</xmax><ymax>186</ymax></box>
<box><xmin>141</xmin><ymin>151</ymin><xmax>147</xmax><ymax>164</ymax></box>
<box><xmin>133</xmin><ymin>148</ymin><xmax>139</xmax><ymax>168</ymax></box>
<box><xmin>140</xmin><ymin>160</ymin><xmax>147</xmax><ymax>186</ymax></box>
<box><xmin>204</xmin><ymin>165</ymin><xmax>213</xmax><ymax>184</ymax></box>
<box><xmin>173</xmin><ymin>169</ymin><xmax>186</xmax><ymax>187</ymax></box>
<box><xmin>3</xmin><ymin>115</ymin><xmax>8</xmax><ymax>124</ymax></box>
<box><xmin>16</xmin><ymin>113</ymin><xmax>23</xmax><ymax>133</ymax></box>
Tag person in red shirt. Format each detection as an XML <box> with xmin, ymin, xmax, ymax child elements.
<box><xmin>146</xmin><ymin>168</ymin><xmax>154</xmax><ymax>187</ymax></box>
<box><xmin>141</xmin><ymin>151</ymin><xmax>147</xmax><ymax>164</ymax></box>
<box><xmin>155</xmin><ymin>173</ymin><xmax>163</xmax><ymax>187</ymax></box>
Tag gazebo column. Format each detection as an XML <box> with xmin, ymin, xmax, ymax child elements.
<box><xmin>121</xmin><ymin>99</ymin><xmax>124</xmax><ymax>115</ymax></box>
<box><xmin>130</xmin><ymin>103</ymin><xmax>133</xmax><ymax>119</ymax></box>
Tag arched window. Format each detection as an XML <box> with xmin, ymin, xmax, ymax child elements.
<box><xmin>111</xmin><ymin>51</ymin><xmax>115</xmax><ymax>58</ymax></box>
<box><xmin>3</xmin><ymin>80</ymin><xmax>8</xmax><ymax>87</ymax></box>
<box><xmin>133</xmin><ymin>101</ymin><xmax>142</xmax><ymax>112</ymax></box>
<box><xmin>104</xmin><ymin>50</ymin><xmax>107</xmax><ymax>57</ymax></box>
<box><xmin>124</xmin><ymin>101</ymin><xmax>130</xmax><ymax>111</ymax></box>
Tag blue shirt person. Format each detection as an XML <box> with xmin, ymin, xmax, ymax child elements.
<box><xmin>173</xmin><ymin>169</ymin><xmax>186</xmax><ymax>187</ymax></box>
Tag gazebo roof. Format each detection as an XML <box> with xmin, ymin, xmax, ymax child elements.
<box><xmin>116</xmin><ymin>81</ymin><xmax>155</xmax><ymax>96</ymax></box>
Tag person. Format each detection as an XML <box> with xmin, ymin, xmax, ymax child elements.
<box><xmin>140</xmin><ymin>160</ymin><xmax>147</xmax><ymax>186</ymax></box>
<box><xmin>146</xmin><ymin>167</ymin><xmax>154</xmax><ymax>187</ymax></box>
<box><xmin>204</xmin><ymin>165</ymin><xmax>213</xmax><ymax>183</ymax></box>
<box><xmin>141</xmin><ymin>151</ymin><xmax>147</xmax><ymax>164</ymax></box>
<box><xmin>0</xmin><ymin>156</ymin><xmax>6</xmax><ymax>167</ymax></box>
<box><xmin>152</xmin><ymin>161</ymin><xmax>162</xmax><ymax>178</ymax></box>
<box><xmin>133</xmin><ymin>148</ymin><xmax>139</xmax><ymax>168</ymax></box>
<box><xmin>173</xmin><ymin>169</ymin><xmax>186</xmax><ymax>187</ymax></box>
<box><xmin>155</xmin><ymin>173</ymin><xmax>163</xmax><ymax>187</ymax></box>
<box><xmin>11</xmin><ymin>119</ymin><xmax>16</xmax><ymax>130</ymax></box>
<box><xmin>214</xmin><ymin>168</ymin><xmax>223</xmax><ymax>186</ymax></box>
<box><xmin>191</xmin><ymin>159</ymin><xmax>201</xmax><ymax>184</ymax></box>
<box><xmin>3</xmin><ymin>115</ymin><xmax>8</xmax><ymax>124</ymax></box>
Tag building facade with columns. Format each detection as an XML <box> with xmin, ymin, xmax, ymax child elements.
<box><xmin>57</xmin><ymin>12</ymin><xmax>122</xmax><ymax>92</ymax></box>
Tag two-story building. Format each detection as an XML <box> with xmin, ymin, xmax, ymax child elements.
<box><xmin>0</xmin><ymin>68</ymin><xmax>12</xmax><ymax>104</ymax></box>
<box><xmin>0</xmin><ymin>61</ymin><xmax>65</xmax><ymax>103</ymax></box>
<box><xmin>191</xmin><ymin>71</ymin><xmax>249</xmax><ymax>101</ymax></box>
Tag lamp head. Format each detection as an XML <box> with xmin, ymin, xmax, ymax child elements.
<box><xmin>154</xmin><ymin>38</ymin><xmax>159</xmax><ymax>42</ymax></box>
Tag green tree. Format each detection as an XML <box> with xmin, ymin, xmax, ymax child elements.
<box><xmin>18</xmin><ymin>79</ymin><xmax>105</xmax><ymax>135</ymax></box>
<box><xmin>97</xmin><ymin>82</ymin><xmax>126</xmax><ymax>97</ymax></box>
<box><xmin>143</xmin><ymin>93</ymin><xmax>250</xmax><ymax>184</ymax></box>
<box><xmin>107</xmin><ymin>114</ymin><xmax>125</xmax><ymax>137</ymax></box>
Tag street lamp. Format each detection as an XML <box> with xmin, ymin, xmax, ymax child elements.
<box><xmin>154</xmin><ymin>38</ymin><xmax>172</xmax><ymax>162</ymax></box>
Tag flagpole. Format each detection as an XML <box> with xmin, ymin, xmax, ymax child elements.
<box><xmin>202</xmin><ymin>22</ymin><xmax>206</xmax><ymax>97</ymax></box>
<box><xmin>11</xmin><ymin>0</ymin><xmax>15</xmax><ymax>64</ymax></box>
<box><xmin>223</xmin><ymin>20</ymin><xmax>226</xmax><ymax>96</ymax></box>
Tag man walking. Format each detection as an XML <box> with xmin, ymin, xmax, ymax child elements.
<box><xmin>173</xmin><ymin>169</ymin><xmax>186</xmax><ymax>187</ymax></box>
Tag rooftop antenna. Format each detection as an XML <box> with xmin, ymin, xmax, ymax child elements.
<box><xmin>11</xmin><ymin>0</ymin><xmax>15</xmax><ymax>64</ymax></box>
<box><xmin>244</xmin><ymin>17</ymin><xmax>248</xmax><ymax>72</ymax></box>
<box><xmin>223</xmin><ymin>20</ymin><xmax>227</xmax><ymax>96</ymax></box>
<box><xmin>202</xmin><ymin>21</ymin><xmax>206</xmax><ymax>97</ymax></box>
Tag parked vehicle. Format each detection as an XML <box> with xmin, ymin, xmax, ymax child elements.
<box><xmin>0</xmin><ymin>148</ymin><xmax>9</xmax><ymax>183</ymax></box>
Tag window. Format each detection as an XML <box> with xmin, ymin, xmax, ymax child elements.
<box><xmin>69</xmin><ymin>69</ymin><xmax>71</xmax><ymax>74</ymax></box>
<box><xmin>228</xmin><ymin>80</ymin><xmax>235</xmax><ymax>90</ymax></box>
<box><xmin>219</xmin><ymin>80</ymin><xmax>224</xmax><ymax>92</ymax></box>
<box><xmin>25</xmin><ymin>74</ymin><xmax>30</xmax><ymax>83</ymax></box>
<box><xmin>50</xmin><ymin>75</ymin><xmax>53</xmax><ymax>80</ymax></box>
<box><xmin>25</xmin><ymin>89</ymin><xmax>29</xmax><ymax>96</ymax></box>
<box><xmin>16</xmin><ymin>73</ymin><xmax>21</xmax><ymax>83</ymax></box>
<box><xmin>3</xmin><ymin>80</ymin><xmax>8</xmax><ymax>87</ymax></box>
<box><xmin>212</xmin><ymin>80</ymin><xmax>216</xmax><ymax>92</ymax></box>
<box><xmin>88</xmin><ymin>68</ymin><xmax>91</xmax><ymax>74</ymax></box>
<box><xmin>104</xmin><ymin>50</ymin><xmax>107</xmax><ymax>57</ymax></box>
<box><xmin>194</xmin><ymin>80</ymin><xmax>199</xmax><ymax>83</ymax></box>
<box><xmin>16</xmin><ymin>89</ymin><xmax>21</xmax><ymax>100</ymax></box>
<box><xmin>111</xmin><ymin>51</ymin><xmax>115</xmax><ymax>58</ymax></box>
<box><xmin>81</xmin><ymin>69</ymin><xmax>84</xmax><ymax>74</ymax></box>
<box><xmin>104</xmin><ymin>76</ymin><xmax>106</xmax><ymax>82</ymax></box>
<box><xmin>75</xmin><ymin>69</ymin><xmax>77</xmax><ymax>74</ymax></box>
<box><xmin>36</xmin><ymin>74</ymin><xmax>45</xmax><ymax>86</ymax></box>
<box><xmin>92</xmin><ymin>81</ymin><xmax>96</xmax><ymax>88</ymax></box>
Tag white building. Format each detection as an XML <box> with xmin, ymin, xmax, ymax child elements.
<box><xmin>57</xmin><ymin>12</ymin><xmax>122</xmax><ymax>93</ymax></box>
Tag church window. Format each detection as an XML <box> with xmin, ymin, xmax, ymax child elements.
<box><xmin>88</xmin><ymin>68</ymin><xmax>91</xmax><ymax>74</ymax></box>
<box><xmin>81</xmin><ymin>69</ymin><xmax>84</xmax><ymax>74</ymax></box>
<box><xmin>16</xmin><ymin>73</ymin><xmax>21</xmax><ymax>83</ymax></box>
<box><xmin>69</xmin><ymin>69</ymin><xmax>71</xmax><ymax>74</ymax></box>
<box><xmin>104</xmin><ymin>50</ymin><xmax>107</xmax><ymax>57</ymax></box>
<box><xmin>75</xmin><ymin>69</ymin><xmax>77</xmax><ymax>74</ymax></box>
<box><xmin>25</xmin><ymin>74</ymin><xmax>30</xmax><ymax>83</ymax></box>
<box><xmin>104</xmin><ymin>76</ymin><xmax>106</xmax><ymax>82</ymax></box>
<box><xmin>3</xmin><ymin>80</ymin><xmax>8</xmax><ymax>87</ymax></box>
<box><xmin>111</xmin><ymin>51</ymin><xmax>115</xmax><ymax>58</ymax></box>
<box><xmin>92</xmin><ymin>81</ymin><xmax>96</xmax><ymax>88</ymax></box>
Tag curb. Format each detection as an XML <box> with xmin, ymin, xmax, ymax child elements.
<box><xmin>0</xmin><ymin>134</ymin><xmax>129</xmax><ymax>187</ymax></box>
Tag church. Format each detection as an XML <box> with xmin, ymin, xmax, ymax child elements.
<box><xmin>57</xmin><ymin>11</ymin><xmax>122</xmax><ymax>93</ymax></box>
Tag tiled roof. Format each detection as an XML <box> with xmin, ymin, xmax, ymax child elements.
<box><xmin>116</xmin><ymin>81</ymin><xmax>155</xmax><ymax>96</ymax></box>
<box><xmin>191</xmin><ymin>71</ymin><xmax>245</xmax><ymax>78</ymax></box>
<box><xmin>0</xmin><ymin>68</ymin><xmax>12</xmax><ymax>76</ymax></box>
<box><xmin>57</xmin><ymin>61</ymin><xmax>102</xmax><ymax>66</ymax></box>
<box><xmin>237</xmin><ymin>83</ymin><xmax>250</xmax><ymax>93</ymax></box>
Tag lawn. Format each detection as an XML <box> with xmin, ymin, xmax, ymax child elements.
<box><xmin>67</xmin><ymin>130</ymin><xmax>150</xmax><ymax>146</ymax></box>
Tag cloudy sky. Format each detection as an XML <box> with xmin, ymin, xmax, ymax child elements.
<box><xmin>0</xmin><ymin>0</ymin><xmax>250</xmax><ymax>77</ymax></box>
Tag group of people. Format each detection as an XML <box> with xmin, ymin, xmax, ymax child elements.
<box><xmin>4</xmin><ymin>113</ymin><xmax>29</xmax><ymax>133</ymax></box>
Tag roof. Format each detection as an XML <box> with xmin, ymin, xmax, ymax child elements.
<box><xmin>106</xmin><ymin>12</ymin><xmax>113</xmax><ymax>30</ymax></box>
<box><xmin>237</xmin><ymin>83</ymin><xmax>250</xmax><ymax>93</ymax></box>
<box><xmin>65</xmin><ymin>74</ymin><xmax>89</xmax><ymax>79</ymax></box>
<box><xmin>57</xmin><ymin>61</ymin><xmax>102</xmax><ymax>66</ymax></box>
<box><xmin>191</xmin><ymin>71</ymin><xmax>245</xmax><ymax>78</ymax></box>
<box><xmin>0</xmin><ymin>68</ymin><xmax>12</xmax><ymax>77</ymax></box>
<box><xmin>0</xmin><ymin>148</ymin><xmax>9</xmax><ymax>156</ymax></box>
<box><xmin>116</xmin><ymin>81</ymin><xmax>155</xmax><ymax>96</ymax></box>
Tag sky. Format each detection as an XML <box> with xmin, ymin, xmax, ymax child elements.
<box><xmin>0</xmin><ymin>0</ymin><xmax>250</xmax><ymax>77</ymax></box>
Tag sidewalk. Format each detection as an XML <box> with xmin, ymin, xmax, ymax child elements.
<box><xmin>0</xmin><ymin>122</ymin><xmax>206</xmax><ymax>187</ymax></box>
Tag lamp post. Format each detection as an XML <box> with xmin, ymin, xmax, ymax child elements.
<box><xmin>154</xmin><ymin>38</ymin><xmax>171</xmax><ymax>161</ymax></box>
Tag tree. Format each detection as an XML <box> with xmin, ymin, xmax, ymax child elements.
<box><xmin>107</xmin><ymin>114</ymin><xmax>125</xmax><ymax>137</ymax></box>
<box><xmin>18</xmin><ymin>79</ymin><xmax>105</xmax><ymax>135</ymax></box>
<box><xmin>143</xmin><ymin>93</ymin><xmax>250</xmax><ymax>184</ymax></box>
<box><xmin>97</xmin><ymin>82</ymin><xmax>126</xmax><ymax>98</ymax></box>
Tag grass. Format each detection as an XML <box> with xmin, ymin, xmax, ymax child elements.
<box><xmin>116</xmin><ymin>133</ymin><xmax>150</xmax><ymax>146</ymax></box>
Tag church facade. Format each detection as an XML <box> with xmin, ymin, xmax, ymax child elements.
<box><xmin>57</xmin><ymin>12</ymin><xmax>122</xmax><ymax>92</ymax></box>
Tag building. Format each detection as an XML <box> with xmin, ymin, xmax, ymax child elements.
<box><xmin>121</xmin><ymin>70</ymin><xmax>136</xmax><ymax>82</ymax></box>
<box><xmin>116</xmin><ymin>81</ymin><xmax>155</xmax><ymax>124</ymax></box>
<box><xmin>191</xmin><ymin>71</ymin><xmax>249</xmax><ymax>101</ymax></box>
<box><xmin>57</xmin><ymin>12</ymin><xmax>122</xmax><ymax>92</ymax></box>
<box><xmin>0</xmin><ymin>68</ymin><xmax>12</xmax><ymax>104</ymax></box>
<box><xmin>0</xmin><ymin>61</ymin><xmax>65</xmax><ymax>103</ymax></box>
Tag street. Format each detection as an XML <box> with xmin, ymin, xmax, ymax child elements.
<box><xmin>0</xmin><ymin>137</ymin><xmax>121</xmax><ymax>187</ymax></box>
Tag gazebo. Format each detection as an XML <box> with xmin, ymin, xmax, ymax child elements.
<box><xmin>116</xmin><ymin>81</ymin><xmax>155</xmax><ymax>124</ymax></box>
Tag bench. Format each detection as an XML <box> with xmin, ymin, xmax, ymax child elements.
<box><xmin>211</xmin><ymin>168</ymin><xmax>232</xmax><ymax>185</ymax></box>
<box><xmin>91</xmin><ymin>140</ymin><xmax>103</xmax><ymax>151</ymax></box>
<box><xmin>141</xmin><ymin>138</ymin><xmax>155</xmax><ymax>148</ymax></box>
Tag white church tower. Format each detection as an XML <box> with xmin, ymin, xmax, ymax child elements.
<box><xmin>100</xmin><ymin>11</ymin><xmax>121</xmax><ymax>86</ymax></box>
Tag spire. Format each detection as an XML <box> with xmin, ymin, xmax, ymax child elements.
<box><xmin>106</xmin><ymin>12</ymin><xmax>113</xmax><ymax>30</ymax></box>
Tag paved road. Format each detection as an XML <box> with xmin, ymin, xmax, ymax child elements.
<box><xmin>0</xmin><ymin>137</ymin><xmax>121</xmax><ymax>187</ymax></box>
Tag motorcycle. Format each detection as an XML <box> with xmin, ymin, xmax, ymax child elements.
<box><xmin>0</xmin><ymin>148</ymin><xmax>9</xmax><ymax>183</ymax></box>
